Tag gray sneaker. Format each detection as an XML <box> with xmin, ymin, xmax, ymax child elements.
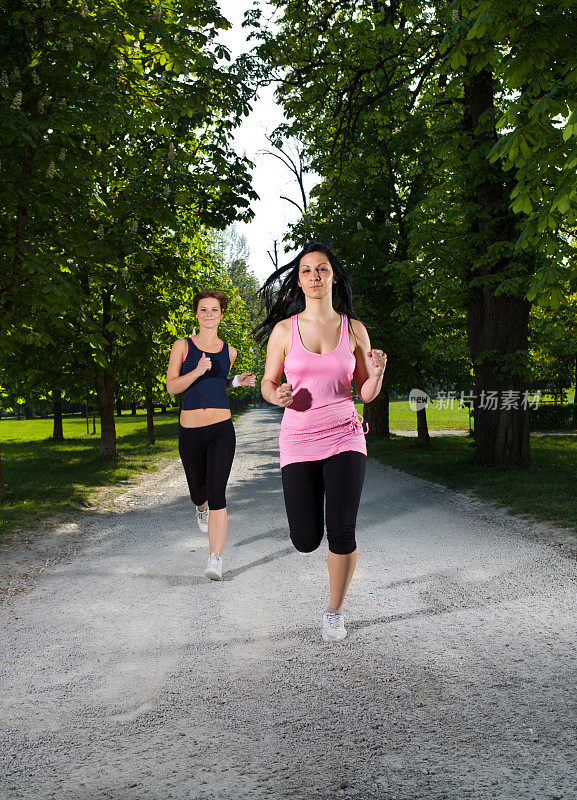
<box><xmin>322</xmin><ymin>611</ymin><xmax>347</xmax><ymax>642</ymax></box>
<box><xmin>196</xmin><ymin>506</ymin><xmax>209</xmax><ymax>533</ymax></box>
<box><xmin>205</xmin><ymin>552</ymin><xmax>223</xmax><ymax>581</ymax></box>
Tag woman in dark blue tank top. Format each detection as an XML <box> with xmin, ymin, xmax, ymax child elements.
<box><xmin>166</xmin><ymin>290</ymin><xmax>255</xmax><ymax>581</ymax></box>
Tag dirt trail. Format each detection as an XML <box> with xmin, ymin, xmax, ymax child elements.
<box><xmin>1</xmin><ymin>408</ymin><xmax>576</xmax><ymax>800</ymax></box>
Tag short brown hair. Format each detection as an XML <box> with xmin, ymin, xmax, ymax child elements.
<box><xmin>193</xmin><ymin>290</ymin><xmax>229</xmax><ymax>314</ymax></box>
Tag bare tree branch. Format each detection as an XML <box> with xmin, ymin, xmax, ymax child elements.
<box><xmin>260</xmin><ymin>134</ymin><xmax>309</xmax><ymax>214</ymax></box>
<box><xmin>267</xmin><ymin>239</ymin><xmax>279</xmax><ymax>269</ymax></box>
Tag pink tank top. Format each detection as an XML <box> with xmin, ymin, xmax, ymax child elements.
<box><xmin>279</xmin><ymin>314</ymin><xmax>367</xmax><ymax>467</ymax></box>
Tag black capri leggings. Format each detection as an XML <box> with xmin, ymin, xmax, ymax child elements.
<box><xmin>178</xmin><ymin>419</ymin><xmax>236</xmax><ymax>511</ymax></box>
<box><xmin>281</xmin><ymin>451</ymin><xmax>366</xmax><ymax>556</ymax></box>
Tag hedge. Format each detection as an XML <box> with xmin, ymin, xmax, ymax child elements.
<box><xmin>529</xmin><ymin>403</ymin><xmax>577</xmax><ymax>431</ymax></box>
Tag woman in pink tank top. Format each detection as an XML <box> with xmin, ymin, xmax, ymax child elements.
<box><xmin>256</xmin><ymin>242</ymin><xmax>387</xmax><ymax>642</ymax></box>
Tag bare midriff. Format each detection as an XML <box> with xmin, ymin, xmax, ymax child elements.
<box><xmin>179</xmin><ymin>407</ymin><xmax>231</xmax><ymax>428</ymax></box>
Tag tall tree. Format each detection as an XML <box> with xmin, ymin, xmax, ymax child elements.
<box><xmin>1</xmin><ymin>3</ymin><xmax>255</xmax><ymax>415</ymax></box>
<box><xmin>471</xmin><ymin>0</ymin><xmax>577</xmax><ymax>301</ymax></box>
<box><xmin>248</xmin><ymin>0</ymin><xmax>571</xmax><ymax>465</ymax></box>
<box><xmin>0</xmin><ymin>0</ymin><xmax>257</xmax><ymax>496</ymax></box>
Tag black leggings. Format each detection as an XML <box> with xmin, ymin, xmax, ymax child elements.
<box><xmin>178</xmin><ymin>419</ymin><xmax>236</xmax><ymax>511</ymax></box>
<box><xmin>281</xmin><ymin>451</ymin><xmax>366</xmax><ymax>555</ymax></box>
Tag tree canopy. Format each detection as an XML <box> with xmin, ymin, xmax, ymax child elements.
<box><xmin>246</xmin><ymin>0</ymin><xmax>577</xmax><ymax>465</ymax></box>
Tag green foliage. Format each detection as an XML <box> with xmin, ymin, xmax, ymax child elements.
<box><xmin>250</xmin><ymin>0</ymin><xmax>575</xmax><ymax>315</ymax></box>
<box><xmin>442</xmin><ymin>0</ymin><xmax>577</xmax><ymax>303</ymax></box>
<box><xmin>249</xmin><ymin>0</ymin><xmax>577</xmax><ymax>467</ymax></box>
<box><xmin>0</xmin><ymin>222</ymin><xmax>258</xmax><ymax>416</ymax></box>
<box><xmin>529</xmin><ymin>293</ymin><xmax>577</xmax><ymax>391</ymax></box>
<box><xmin>1</xmin><ymin>0</ymin><xmax>256</xmax><ymax>355</ymax></box>
<box><xmin>0</xmin><ymin>0</ymin><xmax>258</xmax><ymax>485</ymax></box>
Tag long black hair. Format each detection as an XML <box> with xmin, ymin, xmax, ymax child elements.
<box><xmin>253</xmin><ymin>241</ymin><xmax>358</xmax><ymax>345</ymax></box>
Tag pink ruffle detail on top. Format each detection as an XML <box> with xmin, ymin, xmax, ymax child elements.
<box><xmin>281</xmin><ymin>409</ymin><xmax>368</xmax><ymax>441</ymax></box>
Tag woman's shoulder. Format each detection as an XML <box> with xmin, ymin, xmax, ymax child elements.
<box><xmin>265</xmin><ymin>318</ymin><xmax>292</xmax><ymax>353</ymax></box>
<box><xmin>348</xmin><ymin>317</ymin><xmax>368</xmax><ymax>337</ymax></box>
<box><xmin>271</xmin><ymin>317</ymin><xmax>292</xmax><ymax>336</ymax></box>
<box><xmin>347</xmin><ymin>317</ymin><xmax>370</xmax><ymax>351</ymax></box>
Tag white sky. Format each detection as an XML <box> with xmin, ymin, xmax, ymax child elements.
<box><xmin>216</xmin><ymin>0</ymin><xmax>318</xmax><ymax>283</ymax></box>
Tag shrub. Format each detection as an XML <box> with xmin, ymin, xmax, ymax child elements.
<box><xmin>529</xmin><ymin>403</ymin><xmax>577</xmax><ymax>431</ymax></box>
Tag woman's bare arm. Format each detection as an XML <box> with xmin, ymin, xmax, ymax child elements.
<box><xmin>261</xmin><ymin>320</ymin><xmax>293</xmax><ymax>406</ymax></box>
<box><xmin>166</xmin><ymin>339</ymin><xmax>209</xmax><ymax>395</ymax></box>
<box><xmin>351</xmin><ymin>319</ymin><xmax>386</xmax><ymax>403</ymax></box>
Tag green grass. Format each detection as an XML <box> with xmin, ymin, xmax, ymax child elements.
<box><xmin>355</xmin><ymin>399</ymin><xmax>471</xmax><ymax>431</ymax></box>
<box><xmin>367</xmin><ymin>433</ymin><xmax>577</xmax><ymax>532</ymax></box>
<box><xmin>388</xmin><ymin>399</ymin><xmax>470</xmax><ymax>430</ymax></box>
<box><xmin>0</xmin><ymin>411</ymin><xmax>183</xmax><ymax>539</ymax></box>
<box><xmin>356</xmin><ymin>393</ymin><xmax>576</xmax><ymax>432</ymax></box>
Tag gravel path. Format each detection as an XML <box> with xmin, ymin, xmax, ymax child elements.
<box><xmin>1</xmin><ymin>408</ymin><xmax>576</xmax><ymax>800</ymax></box>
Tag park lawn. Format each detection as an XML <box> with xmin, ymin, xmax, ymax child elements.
<box><xmin>0</xmin><ymin>412</ymin><xmax>183</xmax><ymax>539</ymax></box>
<box><xmin>367</xmin><ymin>433</ymin><xmax>577</xmax><ymax>533</ymax></box>
<box><xmin>355</xmin><ymin>400</ymin><xmax>471</xmax><ymax>431</ymax></box>
<box><xmin>356</xmin><ymin>392</ymin><xmax>573</xmax><ymax>432</ymax></box>
<box><xmin>387</xmin><ymin>399</ymin><xmax>470</xmax><ymax>430</ymax></box>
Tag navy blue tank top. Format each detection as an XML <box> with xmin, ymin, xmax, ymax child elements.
<box><xmin>181</xmin><ymin>337</ymin><xmax>230</xmax><ymax>410</ymax></box>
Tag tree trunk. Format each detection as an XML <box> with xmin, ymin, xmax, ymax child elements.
<box><xmin>463</xmin><ymin>67</ymin><xmax>532</xmax><ymax>466</ymax></box>
<box><xmin>116</xmin><ymin>398</ymin><xmax>123</xmax><ymax>416</ymax></box>
<box><xmin>574</xmin><ymin>355</ymin><xmax>577</xmax><ymax>427</ymax></box>
<box><xmin>95</xmin><ymin>368</ymin><xmax>117</xmax><ymax>457</ymax></box>
<box><xmin>468</xmin><ymin>294</ymin><xmax>531</xmax><ymax>465</ymax></box>
<box><xmin>52</xmin><ymin>390</ymin><xmax>64</xmax><ymax>440</ymax></box>
<box><xmin>146</xmin><ymin>389</ymin><xmax>155</xmax><ymax>446</ymax></box>
<box><xmin>0</xmin><ymin>442</ymin><xmax>6</xmax><ymax>502</ymax></box>
<box><xmin>160</xmin><ymin>404</ymin><xmax>167</xmax><ymax>414</ymax></box>
<box><xmin>2</xmin><ymin>142</ymin><xmax>34</xmax><ymax>326</ymax></box>
<box><xmin>416</xmin><ymin>407</ymin><xmax>431</xmax><ymax>447</ymax></box>
<box><xmin>25</xmin><ymin>404</ymin><xmax>34</xmax><ymax>420</ymax></box>
<box><xmin>95</xmin><ymin>289</ymin><xmax>117</xmax><ymax>456</ymax></box>
<box><xmin>363</xmin><ymin>389</ymin><xmax>390</xmax><ymax>437</ymax></box>
<box><xmin>131</xmin><ymin>401</ymin><xmax>137</xmax><ymax>416</ymax></box>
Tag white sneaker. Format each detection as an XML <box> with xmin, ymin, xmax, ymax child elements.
<box><xmin>205</xmin><ymin>552</ymin><xmax>223</xmax><ymax>581</ymax></box>
<box><xmin>196</xmin><ymin>506</ymin><xmax>209</xmax><ymax>533</ymax></box>
<box><xmin>322</xmin><ymin>611</ymin><xmax>347</xmax><ymax>642</ymax></box>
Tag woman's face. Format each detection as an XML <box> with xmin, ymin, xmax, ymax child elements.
<box><xmin>297</xmin><ymin>251</ymin><xmax>336</xmax><ymax>298</ymax></box>
<box><xmin>196</xmin><ymin>298</ymin><xmax>223</xmax><ymax>330</ymax></box>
